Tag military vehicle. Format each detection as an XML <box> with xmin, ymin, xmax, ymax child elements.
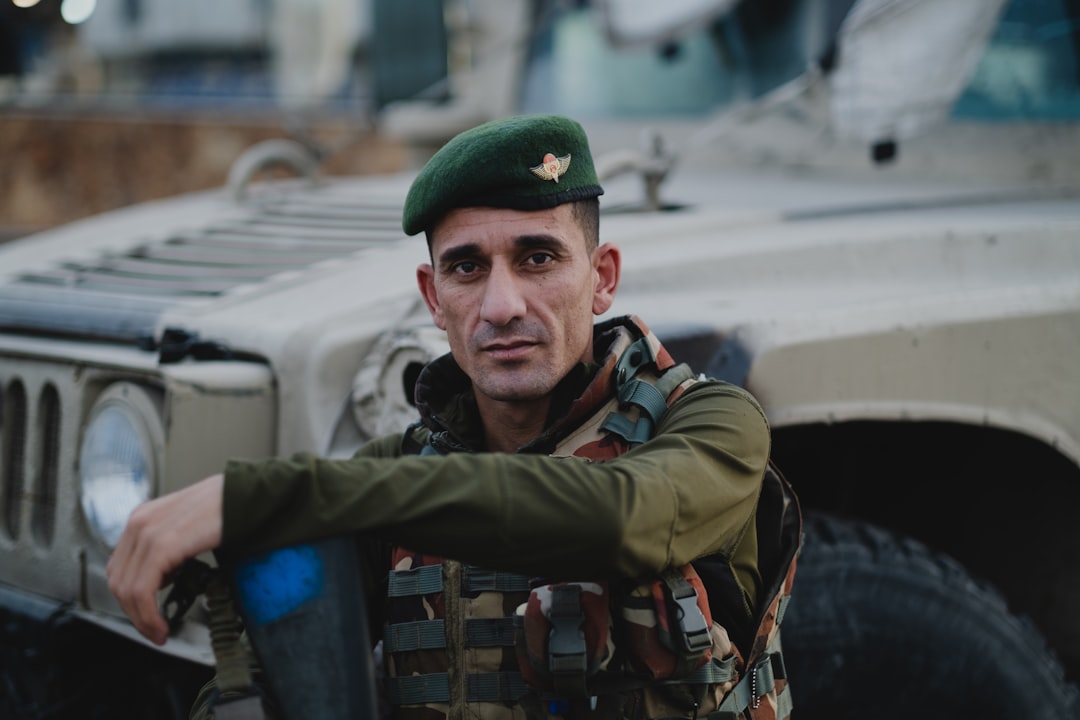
<box><xmin>2</xmin><ymin>0</ymin><xmax>1079</xmax><ymax>718</ymax></box>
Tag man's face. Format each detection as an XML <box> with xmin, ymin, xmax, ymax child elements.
<box><xmin>417</xmin><ymin>203</ymin><xmax>619</xmax><ymax>406</ymax></box>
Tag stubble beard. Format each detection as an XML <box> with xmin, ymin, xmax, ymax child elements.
<box><xmin>472</xmin><ymin>367</ymin><xmax>559</xmax><ymax>403</ymax></box>
<box><xmin>466</xmin><ymin>319</ymin><xmax>557</xmax><ymax>401</ymax></box>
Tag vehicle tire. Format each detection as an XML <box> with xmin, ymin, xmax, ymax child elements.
<box><xmin>783</xmin><ymin>512</ymin><xmax>1080</xmax><ymax>720</ymax></box>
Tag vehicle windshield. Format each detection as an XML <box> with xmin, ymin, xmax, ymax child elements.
<box><xmin>518</xmin><ymin>0</ymin><xmax>1080</xmax><ymax>122</ymax></box>
<box><xmin>4</xmin><ymin>0</ymin><xmax>1075</xmax><ymax>121</ymax></box>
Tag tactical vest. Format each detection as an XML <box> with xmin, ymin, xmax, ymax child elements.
<box><xmin>383</xmin><ymin>325</ymin><xmax>802</xmax><ymax>720</ymax></box>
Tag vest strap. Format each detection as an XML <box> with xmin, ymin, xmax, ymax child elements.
<box><xmin>707</xmin><ymin>651</ymin><xmax>788</xmax><ymax>720</ymax></box>
<box><xmin>387</xmin><ymin>673</ymin><xmax>449</xmax><ymax>704</ymax></box>
<box><xmin>776</xmin><ymin>681</ymin><xmax>794</xmax><ymax>719</ymax></box>
<box><xmin>651</xmin><ymin>363</ymin><xmax>695</xmax><ymax>407</ymax></box>
<box><xmin>600</xmin><ymin>411</ymin><xmax>654</xmax><ymax>445</ymax></box>
<box><xmin>468</xmin><ymin>672</ymin><xmax>530</xmax><ymax>703</ymax></box>
<box><xmin>467</xmin><ymin>617</ymin><xmax>518</xmax><ymax>646</ymax></box>
<box><xmin>386</xmin><ymin>672</ymin><xmax>528</xmax><ymax>704</ymax></box>
<box><xmin>618</xmin><ymin>379</ymin><xmax>669</xmax><ymax>424</ymax></box>
<box><xmin>385</xmin><ymin>619</ymin><xmax>447</xmax><ymax>652</ymax></box>
<box><xmin>388</xmin><ymin>565</ymin><xmax>531</xmax><ymax>597</ymax></box>
<box><xmin>776</xmin><ymin>591</ymin><xmax>791</xmax><ymax>626</ymax></box>
<box><xmin>707</xmin><ymin>681</ymin><xmax>793</xmax><ymax>720</ymax></box>
<box><xmin>602</xmin><ymin>361</ymin><xmax>696</xmax><ymax>446</ymax></box>
<box><xmin>388</xmin><ymin>564</ymin><xmax>443</xmax><ymax>596</ymax></box>
<box><xmin>385</xmin><ymin>618</ymin><xmax>518</xmax><ymax>652</ymax></box>
<box><xmin>662</xmin><ymin>653</ymin><xmax>738</xmax><ymax>686</ymax></box>
<box><xmin>463</xmin><ymin>566</ymin><xmax>531</xmax><ymax>594</ymax></box>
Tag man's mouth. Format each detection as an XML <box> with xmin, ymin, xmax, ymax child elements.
<box><xmin>483</xmin><ymin>340</ymin><xmax>536</xmax><ymax>361</ymax></box>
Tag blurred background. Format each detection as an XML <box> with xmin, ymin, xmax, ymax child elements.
<box><xmin>1</xmin><ymin>0</ymin><xmax>1078</xmax><ymax>239</ymax></box>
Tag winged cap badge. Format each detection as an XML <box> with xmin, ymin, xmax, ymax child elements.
<box><xmin>529</xmin><ymin>152</ymin><xmax>571</xmax><ymax>183</ymax></box>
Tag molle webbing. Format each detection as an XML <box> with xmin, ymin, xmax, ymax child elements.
<box><xmin>387</xmin><ymin>671</ymin><xmax>529</xmax><ymax>704</ymax></box>
<box><xmin>386</xmin><ymin>618</ymin><xmax>517</xmax><ymax>652</ymax></box>
<box><xmin>385</xmin><ymin>562</ymin><xmax>531</xmax><ymax>706</ymax></box>
<box><xmin>388</xmin><ymin>564</ymin><xmax>531</xmax><ymax>596</ymax></box>
<box><xmin>672</xmin><ymin>655</ymin><xmax>739</xmax><ymax>686</ymax></box>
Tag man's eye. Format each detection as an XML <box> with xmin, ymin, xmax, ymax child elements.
<box><xmin>452</xmin><ymin>261</ymin><xmax>478</xmax><ymax>274</ymax></box>
<box><xmin>526</xmin><ymin>253</ymin><xmax>553</xmax><ymax>266</ymax></box>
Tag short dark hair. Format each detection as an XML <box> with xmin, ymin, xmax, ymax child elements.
<box><xmin>572</xmin><ymin>197</ymin><xmax>600</xmax><ymax>252</ymax></box>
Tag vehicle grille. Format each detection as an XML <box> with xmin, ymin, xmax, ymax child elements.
<box><xmin>1</xmin><ymin>366</ymin><xmax>64</xmax><ymax>550</ymax></box>
<box><xmin>0</xmin><ymin>181</ymin><xmax>408</xmax><ymax>345</ymax></box>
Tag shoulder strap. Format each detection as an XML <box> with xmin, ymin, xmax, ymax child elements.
<box><xmin>724</xmin><ymin>461</ymin><xmax>801</xmax><ymax>720</ymax></box>
<box><xmin>601</xmin><ymin>336</ymin><xmax>696</xmax><ymax>445</ymax></box>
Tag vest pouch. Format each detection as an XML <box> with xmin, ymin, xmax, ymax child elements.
<box><xmin>514</xmin><ymin>581</ymin><xmax>613</xmax><ymax>697</ymax></box>
<box><xmin>620</xmin><ymin>564</ymin><xmax>714</xmax><ymax>681</ymax></box>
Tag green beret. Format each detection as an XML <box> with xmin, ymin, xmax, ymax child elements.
<box><xmin>402</xmin><ymin>114</ymin><xmax>604</xmax><ymax>236</ymax></box>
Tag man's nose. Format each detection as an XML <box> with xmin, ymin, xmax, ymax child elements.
<box><xmin>480</xmin><ymin>264</ymin><xmax>527</xmax><ymax>327</ymax></box>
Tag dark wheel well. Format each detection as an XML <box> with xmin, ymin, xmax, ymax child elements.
<box><xmin>770</xmin><ymin>420</ymin><xmax>1080</xmax><ymax>685</ymax></box>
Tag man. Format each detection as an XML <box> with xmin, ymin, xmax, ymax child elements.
<box><xmin>108</xmin><ymin>114</ymin><xmax>795</xmax><ymax>719</ymax></box>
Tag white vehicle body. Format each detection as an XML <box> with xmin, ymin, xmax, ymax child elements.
<box><xmin>2</xmin><ymin>0</ymin><xmax>1079</xmax><ymax>717</ymax></box>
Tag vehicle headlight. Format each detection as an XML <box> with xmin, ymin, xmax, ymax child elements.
<box><xmin>79</xmin><ymin>383</ymin><xmax>164</xmax><ymax>549</ymax></box>
<box><xmin>351</xmin><ymin>325</ymin><xmax>449</xmax><ymax>441</ymax></box>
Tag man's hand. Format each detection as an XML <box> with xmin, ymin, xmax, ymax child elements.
<box><xmin>107</xmin><ymin>473</ymin><xmax>225</xmax><ymax>646</ymax></box>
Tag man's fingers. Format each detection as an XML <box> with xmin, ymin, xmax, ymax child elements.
<box><xmin>125</xmin><ymin>518</ymin><xmax>172</xmax><ymax>644</ymax></box>
<box><xmin>107</xmin><ymin>502</ymin><xmax>174</xmax><ymax>644</ymax></box>
<box><xmin>106</xmin><ymin>475</ymin><xmax>225</xmax><ymax>646</ymax></box>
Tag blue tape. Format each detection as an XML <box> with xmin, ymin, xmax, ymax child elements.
<box><xmin>235</xmin><ymin>544</ymin><xmax>325</xmax><ymax>625</ymax></box>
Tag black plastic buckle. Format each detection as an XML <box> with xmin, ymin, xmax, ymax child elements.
<box><xmin>548</xmin><ymin>585</ymin><xmax>587</xmax><ymax>674</ymax></box>
<box><xmin>666</xmin><ymin>573</ymin><xmax>712</xmax><ymax>655</ymax></box>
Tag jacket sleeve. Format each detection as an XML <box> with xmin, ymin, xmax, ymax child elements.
<box><xmin>222</xmin><ymin>381</ymin><xmax>769</xmax><ymax>583</ymax></box>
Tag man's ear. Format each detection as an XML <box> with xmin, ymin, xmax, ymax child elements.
<box><xmin>592</xmin><ymin>243</ymin><xmax>621</xmax><ymax>316</ymax></box>
<box><xmin>416</xmin><ymin>263</ymin><xmax>447</xmax><ymax>330</ymax></box>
